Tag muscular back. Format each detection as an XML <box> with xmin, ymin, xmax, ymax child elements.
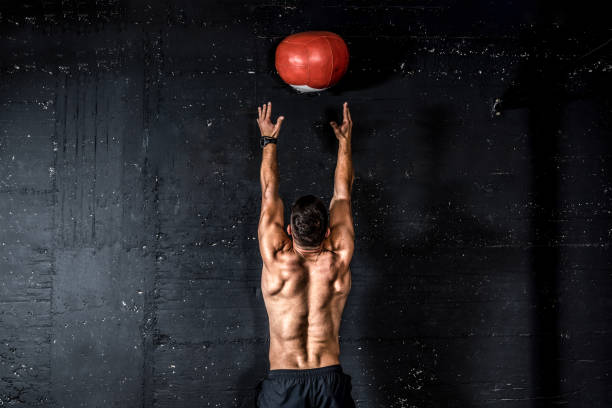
<box><xmin>261</xmin><ymin>239</ymin><xmax>352</xmax><ymax>369</ymax></box>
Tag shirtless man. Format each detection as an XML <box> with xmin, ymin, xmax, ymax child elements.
<box><xmin>254</xmin><ymin>101</ymin><xmax>356</xmax><ymax>407</ymax></box>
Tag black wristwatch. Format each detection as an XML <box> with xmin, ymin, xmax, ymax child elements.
<box><xmin>260</xmin><ymin>136</ymin><xmax>277</xmax><ymax>148</ymax></box>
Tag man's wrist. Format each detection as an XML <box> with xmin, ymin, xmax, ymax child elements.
<box><xmin>260</xmin><ymin>135</ymin><xmax>278</xmax><ymax>148</ymax></box>
<box><xmin>338</xmin><ymin>138</ymin><xmax>351</xmax><ymax>147</ymax></box>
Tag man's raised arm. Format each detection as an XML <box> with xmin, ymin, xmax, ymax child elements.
<box><xmin>328</xmin><ymin>102</ymin><xmax>355</xmax><ymax>259</ymax></box>
<box><xmin>256</xmin><ymin>102</ymin><xmax>288</xmax><ymax>261</ymax></box>
<box><xmin>258</xmin><ymin>102</ymin><xmax>284</xmax><ymax>200</ymax></box>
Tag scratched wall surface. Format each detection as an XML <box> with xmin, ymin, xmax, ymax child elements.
<box><xmin>0</xmin><ymin>1</ymin><xmax>611</xmax><ymax>407</ymax></box>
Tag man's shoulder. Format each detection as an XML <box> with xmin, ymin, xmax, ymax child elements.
<box><xmin>322</xmin><ymin>239</ymin><xmax>353</xmax><ymax>267</ymax></box>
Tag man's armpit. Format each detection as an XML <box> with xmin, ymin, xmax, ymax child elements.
<box><xmin>259</xmin><ymin>225</ymin><xmax>289</xmax><ymax>259</ymax></box>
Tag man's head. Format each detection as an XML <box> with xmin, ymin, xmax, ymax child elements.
<box><xmin>287</xmin><ymin>195</ymin><xmax>330</xmax><ymax>249</ymax></box>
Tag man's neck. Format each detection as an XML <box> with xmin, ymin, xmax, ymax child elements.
<box><xmin>293</xmin><ymin>243</ymin><xmax>323</xmax><ymax>258</ymax></box>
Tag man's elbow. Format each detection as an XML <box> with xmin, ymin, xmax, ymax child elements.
<box><xmin>335</xmin><ymin>173</ymin><xmax>354</xmax><ymax>197</ymax></box>
<box><xmin>262</xmin><ymin>189</ymin><xmax>280</xmax><ymax>203</ymax></box>
<box><xmin>261</xmin><ymin>182</ymin><xmax>280</xmax><ymax>200</ymax></box>
<box><xmin>332</xmin><ymin>186</ymin><xmax>352</xmax><ymax>200</ymax></box>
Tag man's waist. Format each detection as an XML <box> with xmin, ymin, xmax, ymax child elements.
<box><xmin>267</xmin><ymin>364</ymin><xmax>344</xmax><ymax>378</ymax></box>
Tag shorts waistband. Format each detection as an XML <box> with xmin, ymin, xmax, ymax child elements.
<box><xmin>267</xmin><ymin>364</ymin><xmax>343</xmax><ymax>378</ymax></box>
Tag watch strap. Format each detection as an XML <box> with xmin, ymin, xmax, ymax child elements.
<box><xmin>260</xmin><ymin>136</ymin><xmax>277</xmax><ymax>148</ymax></box>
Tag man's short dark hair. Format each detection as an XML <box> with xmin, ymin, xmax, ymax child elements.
<box><xmin>290</xmin><ymin>195</ymin><xmax>329</xmax><ymax>248</ymax></box>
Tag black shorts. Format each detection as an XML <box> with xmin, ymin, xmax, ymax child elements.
<box><xmin>255</xmin><ymin>364</ymin><xmax>356</xmax><ymax>407</ymax></box>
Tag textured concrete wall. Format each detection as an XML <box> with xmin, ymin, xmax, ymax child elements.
<box><xmin>0</xmin><ymin>1</ymin><xmax>610</xmax><ymax>407</ymax></box>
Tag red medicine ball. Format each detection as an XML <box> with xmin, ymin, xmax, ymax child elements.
<box><xmin>275</xmin><ymin>31</ymin><xmax>349</xmax><ymax>93</ymax></box>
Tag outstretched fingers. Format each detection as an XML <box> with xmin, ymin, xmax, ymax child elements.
<box><xmin>257</xmin><ymin>102</ymin><xmax>272</xmax><ymax>122</ymax></box>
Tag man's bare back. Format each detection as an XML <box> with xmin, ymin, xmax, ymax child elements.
<box><xmin>256</xmin><ymin>99</ymin><xmax>355</xmax><ymax>388</ymax></box>
<box><xmin>261</xmin><ymin>239</ymin><xmax>352</xmax><ymax>369</ymax></box>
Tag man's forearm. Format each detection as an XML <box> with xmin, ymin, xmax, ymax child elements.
<box><xmin>260</xmin><ymin>144</ymin><xmax>279</xmax><ymax>198</ymax></box>
<box><xmin>333</xmin><ymin>140</ymin><xmax>354</xmax><ymax>198</ymax></box>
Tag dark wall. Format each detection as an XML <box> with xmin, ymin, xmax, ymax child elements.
<box><xmin>1</xmin><ymin>1</ymin><xmax>611</xmax><ymax>407</ymax></box>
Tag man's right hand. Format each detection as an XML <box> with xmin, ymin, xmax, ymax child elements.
<box><xmin>330</xmin><ymin>102</ymin><xmax>352</xmax><ymax>142</ymax></box>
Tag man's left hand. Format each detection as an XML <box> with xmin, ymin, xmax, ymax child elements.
<box><xmin>257</xmin><ymin>101</ymin><xmax>284</xmax><ymax>138</ymax></box>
